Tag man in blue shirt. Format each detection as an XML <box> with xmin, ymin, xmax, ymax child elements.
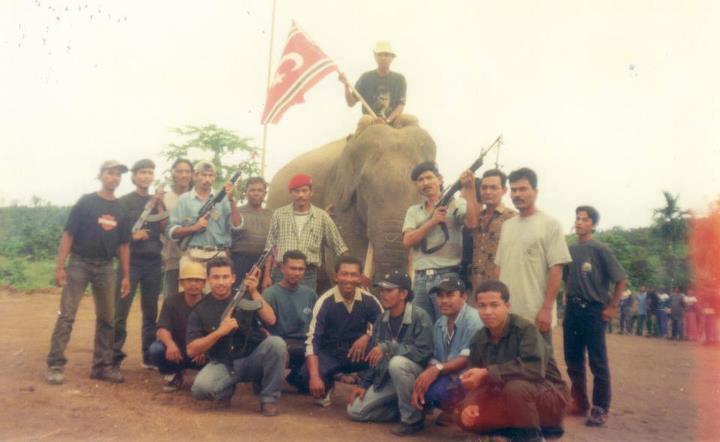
<box><xmin>411</xmin><ymin>275</ymin><xmax>483</xmax><ymax>426</ymax></box>
<box><xmin>168</xmin><ymin>161</ymin><xmax>243</xmax><ymax>263</ymax></box>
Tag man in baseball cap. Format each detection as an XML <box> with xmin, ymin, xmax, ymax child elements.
<box><xmin>347</xmin><ymin>269</ymin><xmax>434</xmax><ymax>436</ymax></box>
<box><xmin>262</xmin><ymin>173</ymin><xmax>348</xmax><ymax>292</ymax></box>
<box><xmin>99</xmin><ymin>160</ymin><xmax>129</xmax><ymax>175</ymax></box>
<box><xmin>148</xmin><ymin>260</ymin><xmax>207</xmax><ymax>392</ymax></box>
<box><xmin>409</xmin><ymin>274</ymin><xmax>484</xmax><ymax>427</ymax></box>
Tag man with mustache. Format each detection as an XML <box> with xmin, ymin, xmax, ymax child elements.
<box><xmin>402</xmin><ymin>161</ymin><xmax>467</xmax><ymax>322</ymax></box>
<box><xmin>262</xmin><ymin>173</ymin><xmax>348</xmax><ymax>292</ymax></box>
<box><xmin>494</xmin><ymin>168</ymin><xmax>571</xmax><ymax>346</ymax></box>
<box><xmin>161</xmin><ymin>158</ymin><xmax>193</xmax><ymax>299</ymax></box>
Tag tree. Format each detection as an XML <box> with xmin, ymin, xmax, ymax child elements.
<box><xmin>652</xmin><ymin>191</ymin><xmax>690</xmax><ymax>288</ymax></box>
<box><xmin>162</xmin><ymin>125</ymin><xmax>261</xmax><ymax>192</ymax></box>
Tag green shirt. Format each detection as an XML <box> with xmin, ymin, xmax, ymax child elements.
<box><xmin>262</xmin><ymin>283</ymin><xmax>318</xmax><ymax>340</ymax></box>
<box><xmin>468</xmin><ymin>313</ymin><xmax>565</xmax><ymax>388</ymax></box>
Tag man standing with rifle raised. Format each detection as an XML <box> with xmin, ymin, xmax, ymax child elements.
<box><xmin>402</xmin><ymin>161</ymin><xmax>467</xmax><ymax>323</ymax></box>
<box><xmin>168</xmin><ymin>161</ymin><xmax>243</xmax><ymax>266</ymax></box>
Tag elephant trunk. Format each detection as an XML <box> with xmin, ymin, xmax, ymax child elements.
<box><xmin>368</xmin><ymin>217</ymin><xmax>409</xmax><ymax>279</ymax></box>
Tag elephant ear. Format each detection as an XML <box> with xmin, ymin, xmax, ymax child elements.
<box><xmin>334</xmin><ymin>132</ymin><xmax>382</xmax><ymax>212</ymax></box>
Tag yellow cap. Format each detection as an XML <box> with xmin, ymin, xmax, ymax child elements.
<box><xmin>179</xmin><ymin>261</ymin><xmax>206</xmax><ymax>281</ymax></box>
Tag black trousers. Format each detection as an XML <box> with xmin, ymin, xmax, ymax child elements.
<box><xmin>563</xmin><ymin>302</ymin><xmax>611</xmax><ymax>412</ymax></box>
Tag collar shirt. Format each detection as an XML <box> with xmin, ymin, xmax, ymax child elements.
<box><xmin>471</xmin><ymin>203</ymin><xmax>516</xmax><ymax>288</ymax></box>
<box><xmin>431</xmin><ymin>303</ymin><xmax>484</xmax><ymax>364</ymax></box>
<box><xmin>167</xmin><ymin>189</ymin><xmax>242</xmax><ymax>248</ymax></box>
<box><xmin>265</xmin><ymin>204</ymin><xmax>348</xmax><ymax>267</ymax></box>
<box><xmin>402</xmin><ymin>198</ymin><xmax>467</xmax><ymax>271</ymax></box>
<box><xmin>468</xmin><ymin>313</ymin><xmax>565</xmax><ymax>388</ymax></box>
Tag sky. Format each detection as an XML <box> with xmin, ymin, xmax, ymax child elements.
<box><xmin>2</xmin><ymin>0</ymin><xmax>719</xmax><ymax>232</ymax></box>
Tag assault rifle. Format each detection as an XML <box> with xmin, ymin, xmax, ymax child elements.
<box><xmin>420</xmin><ymin>135</ymin><xmax>503</xmax><ymax>254</ymax></box>
<box><xmin>131</xmin><ymin>185</ymin><xmax>168</xmax><ymax>233</ymax></box>
<box><xmin>221</xmin><ymin>247</ymin><xmax>273</xmax><ymax>320</ymax></box>
<box><xmin>178</xmin><ymin>170</ymin><xmax>242</xmax><ymax>250</ymax></box>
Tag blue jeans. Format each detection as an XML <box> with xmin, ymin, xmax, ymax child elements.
<box><xmin>271</xmin><ymin>265</ymin><xmax>317</xmax><ymax>292</ymax></box>
<box><xmin>425</xmin><ymin>373</ymin><xmax>466</xmax><ymax>411</ymax></box>
<box><xmin>299</xmin><ymin>347</ymin><xmax>369</xmax><ymax>391</ymax></box>
<box><xmin>413</xmin><ymin>270</ymin><xmax>460</xmax><ymax>323</ymax></box>
<box><xmin>47</xmin><ymin>255</ymin><xmax>116</xmax><ymax>370</ymax></box>
<box><xmin>655</xmin><ymin>310</ymin><xmax>668</xmax><ymax>337</ymax></box>
<box><xmin>148</xmin><ymin>341</ymin><xmax>204</xmax><ymax>375</ymax></box>
<box><xmin>635</xmin><ymin>314</ymin><xmax>647</xmax><ymax>336</ymax></box>
<box><xmin>347</xmin><ymin>356</ymin><xmax>424</xmax><ymax>425</ymax></box>
<box><xmin>191</xmin><ymin>336</ymin><xmax>286</xmax><ymax>403</ymax></box>
<box><xmin>113</xmin><ymin>256</ymin><xmax>162</xmax><ymax>366</ymax></box>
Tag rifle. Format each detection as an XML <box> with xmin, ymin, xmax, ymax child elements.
<box><xmin>420</xmin><ymin>135</ymin><xmax>503</xmax><ymax>254</ymax></box>
<box><xmin>221</xmin><ymin>247</ymin><xmax>273</xmax><ymax>321</ymax></box>
<box><xmin>131</xmin><ymin>185</ymin><xmax>168</xmax><ymax>234</ymax></box>
<box><xmin>178</xmin><ymin>170</ymin><xmax>242</xmax><ymax>250</ymax></box>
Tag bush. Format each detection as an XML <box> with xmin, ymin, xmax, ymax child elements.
<box><xmin>0</xmin><ymin>258</ymin><xmax>28</xmax><ymax>287</ymax></box>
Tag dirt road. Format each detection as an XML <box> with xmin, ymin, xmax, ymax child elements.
<box><xmin>1</xmin><ymin>290</ymin><xmax>718</xmax><ymax>441</ymax></box>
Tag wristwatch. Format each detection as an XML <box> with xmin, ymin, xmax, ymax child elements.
<box><xmin>434</xmin><ymin>363</ymin><xmax>444</xmax><ymax>373</ymax></box>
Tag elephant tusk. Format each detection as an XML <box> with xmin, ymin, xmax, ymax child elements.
<box><xmin>363</xmin><ymin>243</ymin><xmax>374</xmax><ymax>279</ymax></box>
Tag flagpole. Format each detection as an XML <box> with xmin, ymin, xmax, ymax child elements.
<box><xmin>260</xmin><ymin>0</ymin><xmax>278</xmax><ymax>178</ymax></box>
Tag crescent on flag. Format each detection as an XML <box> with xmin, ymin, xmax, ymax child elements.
<box><xmin>261</xmin><ymin>22</ymin><xmax>339</xmax><ymax>125</ymax></box>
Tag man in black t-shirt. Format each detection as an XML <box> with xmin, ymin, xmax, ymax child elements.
<box><xmin>148</xmin><ymin>260</ymin><xmax>206</xmax><ymax>392</ymax></box>
<box><xmin>47</xmin><ymin>161</ymin><xmax>131</xmax><ymax>385</ymax></box>
<box><xmin>563</xmin><ymin>206</ymin><xmax>627</xmax><ymax>427</ymax></box>
<box><xmin>339</xmin><ymin>41</ymin><xmax>416</xmax><ymax>133</ymax></box>
<box><xmin>113</xmin><ymin>159</ymin><xmax>168</xmax><ymax>370</ymax></box>
<box><xmin>187</xmin><ymin>257</ymin><xmax>286</xmax><ymax>416</ymax></box>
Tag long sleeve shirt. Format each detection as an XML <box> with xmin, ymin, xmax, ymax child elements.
<box><xmin>468</xmin><ymin>313</ymin><xmax>565</xmax><ymax>388</ymax></box>
<box><xmin>359</xmin><ymin>303</ymin><xmax>434</xmax><ymax>390</ymax></box>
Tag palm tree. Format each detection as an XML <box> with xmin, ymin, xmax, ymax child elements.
<box><xmin>652</xmin><ymin>191</ymin><xmax>689</xmax><ymax>286</ymax></box>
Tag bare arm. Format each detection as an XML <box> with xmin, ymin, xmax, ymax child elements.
<box><xmin>603</xmin><ymin>278</ymin><xmax>628</xmax><ymax>321</ymax></box>
<box><xmin>156</xmin><ymin>328</ymin><xmax>176</xmax><ymax>348</ymax></box>
<box><xmin>187</xmin><ymin>317</ymin><xmax>237</xmax><ymax>358</ymax></box>
<box><xmin>117</xmin><ymin>243</ymin><xmax>130</xmax><ymax>297</ymax></box>
<box><xmin>386</xmin><ymin>104</ymin><xmax>405</xmax><ymax>124</ymax></box>
<box><xmin>535</xmin><ymin>264</ymin><xmax>564</xmax><ymax>332</ymax></box>
<box><xmin>402</xmin><ymin>207</ymin><xmax>446</xmax><ymax>248</ymax></box>
<box><xmin>54</xmin><ymin>232</ymin><xmax>73</xmax><ymax>286</ymax></box>
<box><xmin>460</xmin><ymin>171</ymin><xmax>481</xmax><ymax>229</ymax></box>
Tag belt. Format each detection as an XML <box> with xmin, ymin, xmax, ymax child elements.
<box><xmin>189</xmin><ymin>245</ymin><xmax>229</xmax><ymax>252</ymax></box>
<box><xmin>566</xmin><ymin>297</ymin><xmax>603</xmax><ymax>308</ymax></box>
<box><xmin>415</xmin><ymin>266</ymin><xmax>460</xmax><ymax>277</ymax></box>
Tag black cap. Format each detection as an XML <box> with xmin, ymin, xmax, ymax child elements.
<box><xmin>429</xmin><ymin>275</ymin><xmax>466</xmax><ymax>295</ymax></box>
<box><xmin>410</xmin><ymin>161</ymin><xmax>439</xmax><ymax>181</ymax></box>
<box><xmin>131</xmin><ymin>158</ymin><xmax>156</xmax><ymax>172</ymax></box>
<box><xmin>375</xmin><ymin>270</ymin><xmax>412</xmax><ymax>291</ymax></box>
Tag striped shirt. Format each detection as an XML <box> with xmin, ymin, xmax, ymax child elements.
<box><xmin>305</xmin><ymin>286</ymin><xmax>383</xmax><ymax>356</ymax></box>
<box><xmin>265</xmin><ymin>204</ymin><xmax>348</xmax><ymax>266</ymax></box>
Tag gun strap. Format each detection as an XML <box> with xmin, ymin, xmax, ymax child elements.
<box><xmin>420</xmin><ymin>222</ymin><xmax>450</xmax><ymax>254</ymax></box>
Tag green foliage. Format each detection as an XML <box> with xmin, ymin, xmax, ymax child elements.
<box><xmin>652</xmin><ymin>190</ymin><xmax>690</xmax><ymax>288</ymax></box>
<box><xmin>162</xmin><ymin>125</ymin><xmax>262</xmax><ymax>196</ymax></box>
<box><xmin>0</xmin><ymin>200</ymin><xmax>69</xmax><ymax>260</ymax></box>
<box><xmin>0</xmin><ymin>257</ymin><xmax>28</xmax><ymax>287</ymax></box>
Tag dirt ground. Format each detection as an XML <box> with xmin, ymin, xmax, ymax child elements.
<box><xmin>1</xmin><ymin>289</ymin><xmax>719</xmax><ymax>441</ymax></box>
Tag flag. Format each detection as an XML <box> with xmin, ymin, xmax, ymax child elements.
<box><xmin>261</xmin><ymin>22</ymin><xmax>339</xmax><ymax>124</ymax></box>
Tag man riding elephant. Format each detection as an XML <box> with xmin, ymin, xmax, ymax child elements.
<box><xmin>266</xmin><ymin>123</ymin><xmax>436</xmax><ymax>290</ymax></box>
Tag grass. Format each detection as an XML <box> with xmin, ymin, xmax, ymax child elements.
<box><xmin>0</xmin><ymin>256</ymin><xmax>56</xmax><ymax>291</ymax></box>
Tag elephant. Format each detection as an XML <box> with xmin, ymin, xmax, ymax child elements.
<box><xmin>266</xmin><ymin>123</ymin><xmax>436</xmax><ymax>291</ymax></box>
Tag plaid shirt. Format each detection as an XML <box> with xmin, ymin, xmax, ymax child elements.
<box><xmin>470</xmin><ymin>203</ymin><xmax>516</xmax><ymax>290</ymax></box>
<box><xmin>265</xmin><ymin>204</ymin><xmax>348</xmax><ymax>266</ymax></box>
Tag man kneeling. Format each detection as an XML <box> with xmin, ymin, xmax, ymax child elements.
<box><xmin>186</xmin><ymin>257</ymin><xmax>286</xmax><ymax>416</ymax></box>
<box><xmin>346</xmin><ymin>270</ymin><xmax>434</xmax><ymax>436</ymax></box>
<box><xmin>459</xmin><ymin>280</ymin><xmax>568</xmax><ymax>441</ymax></box>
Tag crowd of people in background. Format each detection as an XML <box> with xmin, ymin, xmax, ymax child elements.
<box><xmin>609</xmin><ymin>285</ymin><xmax>718</xmax><ymax>343</ymax></box>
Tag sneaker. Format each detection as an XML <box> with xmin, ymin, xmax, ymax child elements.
<box><xmin>46</xmin><ymin>367</ymin><xmax>65</xmax><ymax>385</ymax></box>
<box><xmin>390</xmin><ymin>420</ymin><xmax>425</xmax><ymax>436</ymax></box>
<box><xmin>586</xmin><ymin>406</ymin><xmax>608</xmax><ymax>427</ymax></box>
<box><xmin>141</xmin><ymin>362</ymin><xmax>158</xmax><ymax>370</ymax></box>
<box><xmin>314</xmin><ymin>385</ymin><xmax>334</xmax><ymax>407</ymax></box>
<box><xmin>260</xmin><ymin>402</ymin><xmax>279</xmax><ymax>417</ymax></box>
<box><xmin>162</xmin><ymin>373</ymin><xmax>183</xmax><ymax>393</ymax></box>
<box><xmin>90</xmin><ymin>366</ymin><xmax>124</xmax><ymax>383</ymax></box>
